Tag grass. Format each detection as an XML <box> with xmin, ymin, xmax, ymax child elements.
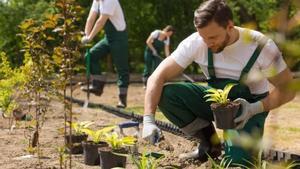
<box><xmin>267</xmin><ymin>125</ymin><xmax>300</xmax><ymax>133</ymax></box>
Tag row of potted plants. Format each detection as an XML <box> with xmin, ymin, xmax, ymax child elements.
<box><xmin>65</xmin><ymin>121</ymin><xmax>137</xmax><ymax>169</ymax></box>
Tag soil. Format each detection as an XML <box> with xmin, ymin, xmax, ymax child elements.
<box><xmin>0</xmin><ymin>80</ymin><xmax>299</xmax><ymax>169</ymax></box>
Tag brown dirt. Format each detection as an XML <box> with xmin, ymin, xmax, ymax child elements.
<box><xmin>0</xmin><ymin>81</ymin><xmax>299</xmax><ymax>169</ymax></box>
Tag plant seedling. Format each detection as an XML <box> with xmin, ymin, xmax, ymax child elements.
<box><xmin>105</xmin><ymin>132</ymin><xmax>137</xmax><ymax>150</ymax></box>
<box><xmin>81</xmin><ymin>125</ymin><xmax>116</xmax><ymax>144</ymax></box>
<box><xmin>204</xmin><ymin>83</ymin><xmax>236</xmax><ymax>105</ymax></box>
<box><xmin>66</xmin><ymin>121</ymin><xmax>94</xmax><ymax>136</ymax></box>
<box><xmin>204</xmin><ymin>83</ymin><xmax>240</xmax><ymax>129</ymax></box>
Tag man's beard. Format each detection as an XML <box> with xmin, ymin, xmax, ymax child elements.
<box><xmin>211</xmin><ymin>33</ymin><xmax>230</xmax><ymax>53</ymax></box>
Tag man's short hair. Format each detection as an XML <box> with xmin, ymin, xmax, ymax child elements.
<box><xmin>194</xmin><ymin>0</ymin><xmax>233</xmax><ymax>29</ymax></box>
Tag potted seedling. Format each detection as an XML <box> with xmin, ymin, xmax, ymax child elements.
<box><xmin>99</xmin><ymin>132</ymin><xmax>137</xmax><ymax>169</ymax></box>
<box><xmin>204</xmin><ymin>83</ymin><xmax>240</xmax><ymax>129</ymax></box>
<box><xmin>113</xmin><ymin>151</ymin><xmax>165</xmax><ymax>169</ymax></box>
<box><xmin>65</xmin><ymin>121</ymin><xmax>94</xmax><ymax>154</ymax></box>
<box><xmin>81</xmin><ymin>125</ymin><xmax>116</xmax><ymax>165</ymax></box>
<box><xmin>131</xmin><ymin>151</ymin><xmax>165</xmax><ymax>169</ymax></box>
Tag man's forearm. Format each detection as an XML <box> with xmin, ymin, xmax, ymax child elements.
<box><xmin>144</xmin><ymin>75</ymin><xmax>165</xmax><ymax>116</ymax></box>
<box><xmin>85</xmin><ymin>19</ymin><xmax>94</xmax><ymax>36</ymax></box>
<box><xmin>88</xmin><ymin>18</ymin><xmax>105</xmax><ymax>40</ymax></box>
<box><xmin>261</xmin><ymin>87</ymin><xmax>295</xmax><ymax>112</ymax></box>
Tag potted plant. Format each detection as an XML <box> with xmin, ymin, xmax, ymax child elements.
<box><xmin>131</xmin><ymin>152</ymin><xmax>165</xmax><ymax>169</ymax></box>
<box><xmin>99</xmin><ymin>132</ymin><xmax>137</xmax><ymax>169</ymax></box>
<box><xmin>81</xmin><ymin>126</ymin><xmax>116</xmax><ymax>165</ymax></box>
<box><xmin>65</xmin><ymin>121</ymin><xmax>94</xmax><ymax>154</ymax></box>
<box><xmin>113</xmin><ymin>151</ymin><xmax>165</xmax><ymax>169</ymax></box>
<box><xmin>204</xmin><ymin>83</ymin><xmax>240</xmax><ymax>129</ymax></box>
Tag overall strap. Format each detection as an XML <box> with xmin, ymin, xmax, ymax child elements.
<box><xmin>207</xmin><ymin>48</ymin><xmax>216</xmax><ymax>79</ymax></box>
<box><xmin>239</xmin><ymin>38</ymin><xmax>268</xmax><ymax>81</ymax></box>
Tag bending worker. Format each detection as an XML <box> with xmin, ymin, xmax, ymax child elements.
<box><xmin>142</xmin><ymin>0</ymin><xmax>295</xmax><ymax>167</ymax></box>
<box><xmin>81</xmin><ymin>0</ymin><xmax>129</xmax><ymax>108</ymax></box>
<box><xmin>142</xmin><ymin>25</ymin><xmax>174</xmax><ymax>88</ymax></box>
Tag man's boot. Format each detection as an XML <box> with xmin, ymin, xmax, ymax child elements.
<box><xmin>116</xmin><ymin>88</ymin><xmax>127</xmax><ymax>108</ymax></box>
<box><xmin>81</xmin><ymin>79</ymin><xmax>105</xmax><ymax>96</ymax></box>
<box><xmin>179</xmin><ymin>123</ymin><xmax>222</xmax><ymax>162</ymax></box>
<box><xmin>196</xmin><ymin>122</ymin><xmax>222</xmax><ymax>162</ymax></box>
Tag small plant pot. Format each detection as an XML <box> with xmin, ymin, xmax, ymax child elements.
<box><xmin>82</xmin><ymin>141</ymin><xmax>108</xmax><ymax>166</ymax></box>
<box><xmin>99</xmin><ymin>147</ymin><xmax>127</xmax><ymax>169</ymax></box>
<box><xmin>64</xmin><ymin>134</ymin><xmax>88</xmax><ymax>154</ymax></box>
<box><xmin>211</xmin><ymin>102</ymin><xmax>240</xmax><ymax>129</ymax></box>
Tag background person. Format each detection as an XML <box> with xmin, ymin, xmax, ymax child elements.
<box><xmin>142</xmin><ymin>25</ymin><xmax>174</xmax><ymax>88</ymax></box>
<box><xmin>81</xmin><ymin>0</ymin><xmax>130</xmax><ymax>108</ymax></box>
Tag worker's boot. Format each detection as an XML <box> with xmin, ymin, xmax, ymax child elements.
<box><xmin>116</xmin><ymin>88</ymin><xmax>127</xmax><ymax>108</ymax></box>
<box><xmin>179</xmin><ymin>122</ymin><xmax>221</xmax><ymax>162</ymax></box>
<box><xmin>81</xmin><ymin>79</ymin><xmax>105</xmax><ymax>96</ymax></box>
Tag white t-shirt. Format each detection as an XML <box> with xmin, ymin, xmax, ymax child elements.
<box><xmin>171</xmin><ymin>27</ymin><xmax>287</xmax><ymax>94</ymax></box>
<box><xmin>150</xmin><ymin>30</ymin><xmax>170</xmax><ymax>45</ymax></box>
<box><xmin>91</xmin><ymin>0</ymin><xmax>126</xmax><ymax>31</ymax></box>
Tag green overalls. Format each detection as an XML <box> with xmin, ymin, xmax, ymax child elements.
<box><xmin>88</xmin><ymin>20</ymin><xmax>129</xmax><ymax>88</ymax></box>
<box><xmin>142</xmin><ymin>34</ymin><xmax>165</xmax><ymax>81</ymax></box>
<box><xmin>158</xmin><ymin>41</ymin><xmax>268</xmax><ymax>166</ymax></box>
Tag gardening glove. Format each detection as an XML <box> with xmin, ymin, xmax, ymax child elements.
<box><xmin>234</xmin><ymin>98</ymin><xmax>264</xmax><ymax>129</ymax></box>
<box><xmin>142</xmin><ymin>114</ymin><xmax>161</xmax><ymax>145</ymax></box>
<box><xmin>152</xmin><ymin>49</ymin><xmax>159</xmax><ymax>57</ymax></box>
<box><xmin>81</xmin><ymin>35</ymin><xmax>91</xmax><ymax>45</ymax></box>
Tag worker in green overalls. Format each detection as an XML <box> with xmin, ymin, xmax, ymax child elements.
<box><xmin>81</xmin><ymin>0</ymin><xmax>129</xmax><ymax>108</ymax></box>
<box><xmin>142</xmin><ymin>25</ymin><xmax>174</xmax><ymax>88</ymax></box>
<box><xmin>141</xmin><ymin>0</ymin><xmax>295</xmax><ymax>167</ymax></box>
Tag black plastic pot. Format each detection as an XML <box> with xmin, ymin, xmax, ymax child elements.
<box><xmin>99</xmin><ymin>147</ymin><xmax>127</xmax><ymax>169</ymax></box>
<box><xmin>64</xmin><ymin>134</ymin><xmax>88</xmax><ymax>154</ymax></box>
<box><xmin>82</xmin><ymin>141</ymin><xmax>108</xmax><ymax>166</ymax></box>
<box><xmin>211</xmin><ymin>102</ymin><xmax>240</xmax><ymax>129</ymax></box>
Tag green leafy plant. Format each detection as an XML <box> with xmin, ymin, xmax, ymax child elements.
<box><xmin>236</xmin><ymin>150</ymin><xmax>300</xmax><ymax>169</ymax></box>
<box><xmin>207</xmin><ymin>155</ymin><xmax>232</xmax><ymax>169</ymax></box>
<box><xmin>66</xmin><ymin>121</ymin><xmax>94</xmax><ymax>136</ymax></box>
<box><xmin>0</xmin><ymin>52</ymin><xmax>25</xmax><ymax>118</ymax></box>
<box><xmin>204</xmin><ymin>83</ymin><xmax>236</xmax><ymax>104</ymax></box>
<box><xmin>130</xmin><ymin>152</ymin><xmax>165</xmax><ymax>169</ymax></box>
<box><xmin>105</xmin><ymin>132</ymin><xmax>137</xmax><ymax>150</ymax></box>
<box><xmin>81</xmin><ymin>126</ymin><xmax>116</xmax><ymax>144</ymax></box>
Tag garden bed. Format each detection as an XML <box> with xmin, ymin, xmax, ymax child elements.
<box><xmin>0</xmin><ymin>83</ymin><xmax>299</xmax><ymax>168</ymax></box>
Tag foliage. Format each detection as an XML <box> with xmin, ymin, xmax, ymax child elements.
<box><xmin>0</xmin><ymin>52</ymin><xmax>26</xmax><ymax>117</ymax></box>
<box><xmin>0</xmin><ymin>0</ymin><xmax>53</xmax><ymax>66</ymax></box>
<box><xmin>81</xmin><ymin>126</ymin><xmax>116</xmax><ymax>144</ymax></box>
<box><xmin>130</xmin><ymin>152</ymin><xmax>165</xmax><ymax>169</ymax></box>
<box><xmin>1</xmin><ymin>0</ymin><xmax>300</xmax><ymax>73</ymax></box>
<box><xmin>207</xmin><ymin>155</ymin><xmax>232</xmax><ymax>169</ymax></box>
<box><xmin>204</xmin><ymin>84</ymin><xmax>236</xmax><ymax>105</ymax></box>
<box><xmin>227</xmin><ymin>0</ymin><xmax>279</xmax><ymax>32</ymax></box>
<box><xmin>66</xmin><ymin>121</ymin><xmax>94</xmax><ymax>136</ymax></box>
<box><xmin>105</xmin><ymin>132</ymin><xmax>137</xmax><ymax>150</ymax></box>
<box><xmin>57</xmin><ymin>146</ymin><xmax>67</xmax><ymax>169</ymax></box>
<box><xmin>51</xmin><ymin>0</ymin><xmax>85</xmax><ymax>93</ymax></box>
<box><xmin>18</xmin><ymin>17</ymin><xmax>55</xmax><ymax>125</ymax></box>
<box><xmin>236</xmin><ymin>150</ymin><xmax>300</xmax><ymax>169</ymax></box>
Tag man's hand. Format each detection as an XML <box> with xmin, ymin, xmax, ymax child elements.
<box><xmin>81</xmin><ymin>35</ymin><xmax>91</xmax><ymax>45</ymax></box>
<box><xmin>234</xmin><ymin>98</ymin><xmax>264</xmax><ymax>129</ymax></box>
<box><xmin>142</xmin><ymin>114</ymin><xmax>161</xmax><ymax>144</ymax></box>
